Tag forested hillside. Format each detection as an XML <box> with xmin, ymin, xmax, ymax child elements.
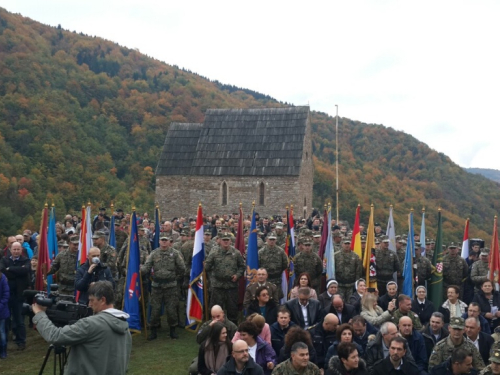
<box><xmin>0</xmin><ymin>8</ymin><xmax>499</xmax><ymax>243</ymax></box>
<box><xmin>467</xmin><ymin>168</ymin><xmax>500</xmax><ymax>184</ymax></box>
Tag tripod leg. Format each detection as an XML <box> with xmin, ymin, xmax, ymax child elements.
<box><xmin>39</xmin><ymin>345</ymin><xmax>54</xmax><ymax>375</ymax></box>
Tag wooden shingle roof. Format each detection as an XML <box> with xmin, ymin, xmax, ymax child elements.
<box><xmin>156</xmin><ymin>106</ymin><xmax>309</xmax><ymax>176</ymax></box>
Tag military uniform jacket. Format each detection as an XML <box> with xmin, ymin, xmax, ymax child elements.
<box><xmin>47</xmin><ymin>250</ymin><xmax>78</xmax><ymax>287</ymax></box>
<box><xmin>205</xmin><ymin>246</ymin><xmax>245</xmax><ymax>289</ymax></box>
<box><xmin>396</xmin><ymin>248</ymin><xmax>406</xmax><ymax>277</ymax></box>
<box><xmin>276</xmin><ymin>233</ymin><xmax>287</xmax><ymax>248</ymax></box>
<box><xmin>442</xmin><ymin>255</ymin><xmax>468</xmax><ymax>287</ymax></box>
<box><xmin>480</xmin><ymin>364</ymin><xmax>496</xmax><ymax>375</ymax></box>
<box><xmin>139</xmin><ymin>236</ymin><xmax>152</xmax><ymax>254</ymax></box>
<box><xmin>375</xmin><ymin>249</ymin><xmax>401</xmax><ymax>280</ymax></box>
<box><xmin>294</xmin><ymin>251</ymin><xmax>323</xmax><ymax>286</ymax></box>
<box><xmin>428</xmin><ymin>336</ymin><xmax>485</xmax><ymax>371</ymax></box>
<box><xmin>181</xmin><ymin>239</ymin><xmax>194</xmax><ymax>277</ymax></box>
<box><xmin>100</xmin><ymin>243</ymin><xmax>118</xmax><ymax>280</ymax></box>
<box><xmin>392</xmin><ymin>309</ymin><xmax>423</xmax><ymax>330</ymax></box>
<box><xmin>272</xmin><ymin>358</ymin><xmax>321</xmax><ymax>375</ymax></box>
<box><xmin>415</xmin><ymin>255</ymin><xmax>433</xmax><ymax>285</ymax></box>
<box><xmin>141</xmin><ymin>248</ymin><xmax>185</xmax><ymax>288</ymax></box>
<box><xmin>334</xmin><ymin>251</ymin><xmax>362</xmax><ymax>285</ymax></box>
<box><xmin>471</xmin><ymin>261</ymin><xmax>489</xmax><ymax>289</ymax></box>
<box><xmin>258</xmin><ymin>245</ymin><xmax>288</xmax><ymax>282</ymax></box>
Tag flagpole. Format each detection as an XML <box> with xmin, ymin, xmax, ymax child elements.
<box><xmin>335</xmin><ymin>104</ymin><xmax>339</xmax><ymax>223</ymax></box>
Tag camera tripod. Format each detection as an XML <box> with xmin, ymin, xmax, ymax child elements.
<box><xmin>39</xmin><ymin>344</ymin><xmax>69</xmax><ymax>375</ymax></box>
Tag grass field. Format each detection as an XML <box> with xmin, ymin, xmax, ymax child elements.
<box><xmin>2</xmin><ymin>313</ymin><xmax>199</xmax><ymax>375</ymax></box>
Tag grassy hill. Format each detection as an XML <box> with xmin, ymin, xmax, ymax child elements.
<box><xmin>0</xmin><ymin>8</ymin><xmax>499</xmax><ymax>243</ymax></box>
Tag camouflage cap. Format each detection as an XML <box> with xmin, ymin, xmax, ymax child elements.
<box><xmin>220</xmin><ymin>232</ymin><xmax>231</xmax><ymax>240</ymax></box>
<box><xmin>70</xmin><ymin>236</ymin><xmax>80</xmax><ymax>244</ymax></box>
<box><xmin>267</xmin><ymin>232</ymin><xmax>277</xmax><ymax>240</ymax></box>
<box><xmin>343</xmin><ymin>237</ymin><xmax>352</xmax><ymax>244</ymax></box>
<box><xmin>92</xmin><ymin>231</ymin><xmax>106</xmax><ymax>239</ymax></box>
<box><xmin>382</xmin><ymin>236</ymin><xmax>390</xmax><ymax>243</ymax></box>
<box><xmin>181</xmin><ymin>228</ymin><xmax>190</xmax><ymax>236</ymax></box>
<box><xmin>204</xmin><ymin>229</ymin><xmax>212</xmax><ymax>235</ymax></box>
<box><xmin>313</xmin><ymin>231</ymin><xmax>321</xmax><ymax>238</ymax></box>
<box><xmin>489</xmin><ymin>349</ymin><xmax>500</xmax><ymax>364</ymax></box>
<box><xmin>481</xmin><ymin>247</ymin><xmax>490</xmax><ymax>256</ymax></box>
<box><xmin>58</xmin><ymin>240</ymin><xmax>69</xmax><ymax>247</ymax></box>
<box><xmin>333</xmin><ymin>232</ymin><xmax>342</xmax><ymax>238</ymax></box>
<box><xmin>160</xmin><ymin>235</ymin><xmax>171</xmax><ymax>241</ymax></box>
<box><xmin>361</xmin><ymin>235</ymin><xmax>367</xmax><ymax>242</ymax></box>
<box><xmin>374</xmin><ymin>238</ymin><xmax>381</xmax><ymax>244</ymax></box>
<box><xmin>448</xmin><ymin>242</ymin><xmax>459</xmax><ymax>249</ymax></box>
<box><xmin>275</xmin><ymin>222</ymin><xmax>284</xmax><ymax>229</ymax></box>
<box><xmin>449</xmin><ymin>317</ymin><xmax>465</xmax><ymax>330</ymax></box>
<box><xmin>399</xmin><ymin>238</ymin><xmax>407</xmax><ymax>244</ymax></box>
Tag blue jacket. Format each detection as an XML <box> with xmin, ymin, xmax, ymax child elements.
<box><xmin>0</xmin><ymin>273</ymin><xmax>10</xmax><ymax>320</ymax></box>
<box><xmin>404</xmin><ymin>330</ymin><xmax>428</xmax><ymax>372</ymax></box>
<box><xmin>253</xmin><ymin>336</ymin><xmax>276</xmax><ymax>375</ymax></box>
<box><xmin>270</xmin><ymin>321</ymin><xmax>296</xmax><ymax>355</ymax></box>
<box><xmin>75</xmin><ymin>261</ymin><xmax>115</xmax><ymax>305</ymax></box>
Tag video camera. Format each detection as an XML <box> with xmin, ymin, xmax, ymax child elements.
<box><xmin>23</xmin><ymin>284</ymin><xmax>93</xmax><ymax>327</ymax></box>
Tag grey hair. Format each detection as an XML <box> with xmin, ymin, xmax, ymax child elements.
<box><xmin>291</xmin><ymin>341</ymin><xmax>308</xmax><ymax>353</ymax></box>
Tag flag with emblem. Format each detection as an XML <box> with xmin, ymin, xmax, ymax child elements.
<box><xmin>76</xmin><ymin>204</ymin><xmax>93</xmax><ymax>302</ymax></box>
<box><xmin>324</xmin><ymin>205</ymin><xmax>335</xmax><ymax>279</ymax></box>
<box><xmin>186</xmin><ymin>204</ymin><xmax>205</xmax><ymax>331</ymax></box>
<box><xmin>402</xmin><ymin>210</ymin><xmax>415</xmax><ymax>297</ymax></box>
<box><xmin>429</xmin><ymin>209</ymin><xmax>444</xmax><ymax>307</ymax></box>
<box><xmin>283</xmin><ymin>207</ymin><xmax>296</xmax><ymax>302</ymax></box>
<box><xmin>124</xmin><ymin>211</ymin><xmax>143</xmax><ymax>332</ymax></box>
<box><xmin>109</xmin><ymin>215</ymin><xmax>116</xmax><ymax>248</ymax></box>
<box><xmin>364</xmin><ymin>204</ymin><xmax>377</xmax><ymax>288</ymax></box>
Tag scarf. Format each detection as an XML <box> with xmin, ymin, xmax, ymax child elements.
<box><xmin>205</xmin><ymin>340</ymin><xmax>230</xmax><ymax>372</ymax></box>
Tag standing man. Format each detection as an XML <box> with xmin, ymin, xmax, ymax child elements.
<box><xmin>470</xmin><ymin>248</ymin><xmax>490</xmax><ymax>293</ymax></box>
<box><xmin>47</xmin><ymin>235</ymin><xmax>80</xmax><ymax>295</ymax></box>
<box><xmin>294</xmin><ymin>238</ymin><xmax>323</xmax><ymax>294</ymax></box>
<box><xmin>275</xmin><ymin>223</ymin><xmax>287</xmax><ymax>249</ymax></box>
<box><xmin>258</xmin><ymin>232</ymin><xmax>288</xmax><ymax>293</ymax></box>
<box><xmin>334</xmin><ymin>237</ymin><xmax>362</xmax><ymax>301</ymax></box>
<box><xmin>375</xmin><ymin>238</ymin><xmax>401</xmax><ymax>296</ymax></box>
<box><xmin>0</xmin><ymin>242</ymin><xmax>29</xmax><ymax>350</ymax></box>
<box><xmin>204</xmin><ymin>232</ymin><xmax>245</xmax><ymax>325</ymax></box>
<box><xmin>92</xmin><ymin>231</ymin><xmax>118</xmax><ymax>282</ymax></box>
<box><xmin>415</xmin><ymin>243</ymin><xmax>433</xmax><ymax>288</ymax></box>
<box><xmin>141</xmin><ymin>235</ymin><xmax>185</xmax><ymax>340</ymax></box>
<box><xmin>442</xmin><ymin>243</ymin><xmax>468</xmax><ymax>298</ymax></box>
<box><xmin>395</xmin><ymin>237</ymin><xmax>406</xmax><ymax>291</ymax></box>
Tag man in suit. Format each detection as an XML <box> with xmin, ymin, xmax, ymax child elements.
<box><xmin>284</xmin><ymin>287</ymin><xmax>322</xmax><ymax>329</ymax></box>
<box><xmin>320</xmin><ymin>294</ymin><xmax>356</xmax><ymax>325</ymax></box>
<box><xmin>464</xmin><ymin>316</ymin><xmax>494</xmax><ymax>365</ymax></box>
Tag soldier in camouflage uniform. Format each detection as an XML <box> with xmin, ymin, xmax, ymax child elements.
<box><xmin>391</xmin><ymin>294</ymin><xmax>422</xmax><ymax>330</ymax></box>
<box><xmin>114</xmin><ymin>221</ymin><xmax>128</xmax><ymax>254</ymax></box>
<box><xmin>395</xmin><ymin>237</ymin><xmax>406</xmax><ymax>291</ymax></box>
<box><xmin>275</xmin><ymin>223</ymin><xmax>287</xmax><ymax>249</ymax></box>
<box><xmin>294</xmin><ymin>238</ymin><xmax>323</xmax><ymax>294</ymax></box>
<box><xmin>204</xmin><ymin>232</ymin><xmax>245</xmax><ymax>324</ymax></box>
<box><xmin>271</xmin><ymin>342</ymin><xmax>321</xmax><ymax>375</ymax></box>
<box><xmin>480</xmin><ymin>348</ymin><xmax>500</xmax><ymax>375</ymax></box>
<box><xmin>243</xmin><ymin>268</ymin><xmax>280</xmax><ymax>309</ymax></box>
<box><xmin>92</xmin><ymin>231</ymin><xmax>118</xmax><ymax>281</ymax></box>
<box><xmin>172</xmin><ymin>228</ymin><xmax>189</xmax><ymax>252</ymax></box>
<box><xmin>333</xmin><ymin>232</ymin><xmax>343</xmax><ymax>253</ymax></box>
<box><xmin>429</xmin><ymin>316</ymin><xmax>485</xmax><ymax>371</ymax></box>
<box><xmin>47</xmin><ymin>236</ymin><xmax>80</xmax><ymax>295</ymax></box>
<box><xmin>442</xmin><ymin>242</ymin><xmax>468</xmax><ymax>298</ymax></box>
<box><xmin>141</xmin><ymin>235</ymin><xmax>185</xmax><ymax>340</ymax></box>
<box><xmin>414</xmin><ymin>242</ymin><xmax>432</xmax><ymax>287</ymax></box>
<box><xmin>258</xmin><ymin>232</ymin><xmax>288</xmax><ymax>292</ymax></box>
<box><xmin>138</xmin><ymin>225</ymin><xmax>152</xmax><ymax>255</ymax></box>
<box><xmin>471</xmin><ymin>248</ymin><xmax>490</xmax><ymax>293</ymax></box>
<box><xmin>425</xmin><ymin>238</ymin><xmax>435</xmax><ymax>262</ymax></box>
<box><xmin>375</xmin><ymin>239</ymin><xmax>401</xmax><ymax>296</ymax></box>
<box><xmin>334</xmin><ymin>237</ymin><xmax>362</xmax><ymax>301</ymax></box>
<box><xmin>311</xmin><ymin>232</ymin><xmax>321</xmax><ymax>255</ymax></box>
<box><xmin>203</xmin><ymin>229</ymin><xmax>214</xmax><ymax>257</ymax></box>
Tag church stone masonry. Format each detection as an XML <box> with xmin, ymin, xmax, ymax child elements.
<box><xmin>155</xmin><ymin>106</ymin><xmax>313</xmax><ymax>218</ymax></box>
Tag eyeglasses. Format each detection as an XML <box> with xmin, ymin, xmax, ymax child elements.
<box><xmin>233</xmin><ymin>349</ymin><xmax>249</xmax><ymax>353</ymax></box>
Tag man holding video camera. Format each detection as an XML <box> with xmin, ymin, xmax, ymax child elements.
<box><xmin>32</xmin><ymin>281</ymin><xmax>132</xmax><ymax>374</ymax></box>
<box><xmin>75</xmin><ymin>247</ymin><xmax>115</xmax><ymax>305</ymax></box>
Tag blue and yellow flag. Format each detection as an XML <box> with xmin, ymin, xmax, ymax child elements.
<box><xmin>124</xmin><ymin>211</ymin><xmax>142</xmax><ymax>333</ymax></box>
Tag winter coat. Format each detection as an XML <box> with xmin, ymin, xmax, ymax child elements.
<box><xmin>253</xmin><ymin>336</ymin><xmax>276</xmax><ymax>375</ymax></box>
<box><xmin>75</xmin><ymin>261</ymin><xmax>115</xmax><ymax>305</ymax></box>
<box><xmin>472</xmin><ymin>289</ymin><xmax>500</xmax><ymax>329</ymax></box>
<box><xmin>360</xmin><ymin>306</ymin><xmax>393</xmax><ymax>327</ymax></box>
<box><xmin>216</xmin><ymin>356</ymin><xmax>264</xmax><ymax>375</ymax></box>
<box><xmin>0</xmin><ymin>255</ymin><xmax>30</xmax><ymax>299</ymax></box>
<box><xmin>270</xmin><ymin>321</ymin><xmax>296</xmax><ymax>356</ymax></box>
<box><xmin>247</xmin><ymin>300</ymin><xmax>278</xmax><ymax>325</ymax></box>
<box><xmin>33</xmin><ymin>308</ymin><xmax>132</xmax><ymax>375</ymax></box>
<box><xmin>0</xmin><ymin>273</ymin><xmax>10</xmax><ymax>320</ymax></box>
<box><xmin>324</xmin><ymin>341</ymin><xmax>364</xmax><ymax>370</ymax></box>
<box><xmin>325</xmin><ymin>356</ymin><xmax>369</xmax><ymax>375</ymax></box>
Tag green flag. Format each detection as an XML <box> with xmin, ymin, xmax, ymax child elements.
<box><xmin>429</xmin><ymin>210</ymin><xmax>443</xmax><ymax>307</ymax></box>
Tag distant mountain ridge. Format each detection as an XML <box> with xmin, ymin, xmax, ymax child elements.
<box><xmin>0</xmin><ymin>7</ymin><xmax>499</xmax><ymax>243</ymax></box>
<box><xmin>466</xmin><ymin>168</ymin><xmax>500</xmax><ymax>184</ymax></box>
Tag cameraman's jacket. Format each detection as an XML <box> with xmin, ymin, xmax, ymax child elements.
<box><xmin>140</xmin><ymin>247</ymin><xmax>185</xmax><ymax>288</ymax></box>
<box><xmin>75</xmin><ymin>261</ymin><xmax>115</xmax><ymax>304</ymax></box>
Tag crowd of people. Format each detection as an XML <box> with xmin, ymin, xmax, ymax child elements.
<box><xmin>1</xmin><ymin>207</ymin><xmax>500</xmax><ymax>375</ymax></box>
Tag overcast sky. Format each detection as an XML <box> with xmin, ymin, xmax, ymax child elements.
<box><xmin>3</xmin><ymin>1</ymin><xmax>499</xmax><ymax>170</ymax></box>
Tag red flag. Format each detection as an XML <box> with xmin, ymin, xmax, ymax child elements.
<box><xmin>235</xmin><ymin>206</ymin><xmax>245</xmax><ymax>308</ymax></box>
<box><xmin>318</xmin><ymin>208</ymin><xmax>328</xmax><ymax>260</ymax></box>
<box><xmin>351</xmin><ymin>205</ymin><xmax>362</xmax><ymax>258</ymax></box>
<box><xmin>489</xmin><ymin>216</ymin><xmax>500</xmax><ymax>285</ymax></box>
<box><xmin>36</xmin><ymin>205</ymin><xmax>50</xmax><ymax>291</ymax></box>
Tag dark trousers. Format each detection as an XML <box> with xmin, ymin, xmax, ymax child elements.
<box><xmin>8</xmin><ymin>298</ymin><xmax>26</xmax><ymax>345</ymax></box>
<box><xmin>210</xmin><ymin>287</ymin><xmax>238</xmax><ymax>324</ymax></box>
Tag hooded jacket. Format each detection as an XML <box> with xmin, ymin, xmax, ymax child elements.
<box><xmin>326</xmin><ymin>356</ymin><xmax>369</xmax><ymax>375</ymax></box>
<box><xmin>33</xmin><ymin>308</ymin><xmax>132</xmax><ymax>375</ymax></box>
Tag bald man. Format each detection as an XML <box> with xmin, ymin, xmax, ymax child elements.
<box><xmin>398</xmin><ymin>316</ymin><xmax>428</xmax><ymax>374</ymax></box>
<box><xmin>196</xmin><ymin>305</ymin><xmax>238</xmax><ymax>344</ymax></box>
<box><xmin>217</xmin><ymin>340</ymin><xmax>264</xmax><ymax>375</ymax></box>
<box><xmin>311</xmin><ymin>313</ymin><xmax>339</xmax><ymax>369</ymax></box>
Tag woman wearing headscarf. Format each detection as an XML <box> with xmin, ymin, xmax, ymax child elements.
<box><xmin>411</xmin><ymin>285</ymin><xmax>435</xmax><ymax>326</ymax></box>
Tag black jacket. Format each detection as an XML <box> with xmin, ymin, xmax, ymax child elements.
<box><xmin>371</xmin><ymin>356</ymin><xmax>419</xmax><ymax>375</ymax></box>
<box><xmin>247</xmin><ymin>300</ymin><xmax>278</xmax><ymax>325</ymax></box>
<box><xmin>467</xmin><ymin>331</ymin><xmax>494</xmax><ymax>365</ymax></box>
<box><xmin>349</xmin><ymin>293</ymin><xmax>363</xmax><ymax>315</ymax></box>
<box><xmin>411</xmin><ymin>298</ymin><xmax>435</xmax><ymax>326</ymax></box>
<box><xmin>472</xmin><ymin>290</ymin><xmax>500</xmax><ymax>329</ymax></box>
<box><xmin>325</xmin><ymin>356</ymin><xmax>369</xmax><ymax>375</ymax></box>
<box><xmin>309</xmin><ymin>323</ymin><xmax>337</xmax><ymax>368</ymax></box>
<box><xmin>0</xmin><ymin>255</ymin><xmax>30</xmax><ymax>299</ymax></box>
<box><xmin>429</xmin><ymin>358</ymin><xmax>478</xmax><ymax>375</ymax></box>
<box><xmin>321</xmin><ymin>303</ymin><xmax>356</xmax><ymax>325</ymax></box>
<box><xmin>216</xmin><ymin>356</ymin><xmax>264</xmax><ymax>375</ymax></box>
<box><xmin>318</xmin><ymin>291</ymin><xmax>334</xmax><ymax>310</ymax></box>
<box><xmin>75</xmin><ymin>261</ymin><xmax>115</xmax><ymax>304</ymax></box>
<box><xmin>353</xmin><ymin>322</ymin><xmax>379</xmax><ymax>352</ymax></box>
<box><xmin>270</xmin><ymin>321</ymin><xmax>296</xmax><ymax>356</ymax></box>
<box><xmin>378</xmin><ymin>293</ymin><xmax>399</xmax><ymax>312</ymax></box>
<box><xmin>365</xmin><ymin>332</ymin><xmax>416</xmax><ymax>373</ymax></box>
<box><xmin>284</xmin><ymin>298</ymin><xmax>322</xmax><ymax>329</ymax></box>
<box><xmin>421</xmin><ymin>324</ymin><xmax>449</xmax><ymax>360</ymax></box>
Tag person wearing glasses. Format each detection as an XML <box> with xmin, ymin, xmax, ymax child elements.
<box><xmin>205</xmin><ymin>232</ymin><xmax>245</xmax><ymax>325</ymax></box>
<box><xmin>217</xmin><ymin>339</ymin><xmax>265</xmax><ymax>375</ymax></box>
<box><xmin>141</xmin><ymin>235</ymin><xmax>185</xmax><ymax>340</ymax></box>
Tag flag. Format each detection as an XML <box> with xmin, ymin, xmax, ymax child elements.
<box><xmin>76</xmin><ymin>204</ymin><xmax>93</xmax><ymax>302</ymax></box>
<box><xmin>318</xmin><ymin>208</ymin><xmax>328</xmax><ymax>260</ymax></box>
<box><xmin>47</xmin><ymin>206</ymin><xmax>58</xmax><ymax>291</ymax></box>
<box><xmin>153</xmin><ymin>206</ymin><xmax>161</xmax><ymax>250</ymax></box>
<box><xmin>247</xmin><ymin>208</ymin><xmax>259</xmax><ymax>286</ymax></box>
<box><xmin>429</xmin><ymin>210</ymin><xmax>444</xmax><ymax>307</ymax></box>
<box><xmin>124</xmin><ymin>211</ymin><xmax>142</xmax><ymax>332</ymax></box>
<box><xmin>324</xmin><ymin>205</ymin><xmax>335</xmax><ymax>279</ymax></box>
<box><xmin>282</xmin><ymin>207</ymin><xmax>296</xmax><ymax>303</ymax></box>
<box><xmin>235</xmin><ymin>205</ymin><xmax>246</xmax><ymax>308</ymax></box>
<box><xmin>109</xmin><ymin>215</ymin><xmax>116</xmax><ymax>248</ymax></box>
<box><xmin>386</xmin><ymin>205</ymin><xmax>396</xmax><ymax>252</ymax></box>
<box><xmin>489</xmin><ymin>216</ymin><xmax>500</xmax><ymax>287</ymax></box>
<box><xmin>36</xmin><ymin>205</ymin><xmax>50</xmax><ymax>291</ymax></box>
<box><xmin>402</xmin><ymin>211</ymin><xmax>415</xmax><ymax>297</ymax></box>
<box><xmin>351</xmin><ymin>205</ymin><xmax>362</xmax><ymax>259</ymax></box>
<box><xmin>461</xmin><ymin>218</ymin><xmax>470</xmax><ymax>259</ymax></box>
<box><xmin>420</xmin><ymin>210</ymin><xmax>426</xmax><ymax>257</ymax></box>
<box><xmin>186</xmin><ymin>204</ymin><xmax>205</xmax><ymax>330</ymax></box>
<box><xmin>364</xmin><ymin>204</ymin><xmax>377</xmax><ymax>288</ymax></box>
